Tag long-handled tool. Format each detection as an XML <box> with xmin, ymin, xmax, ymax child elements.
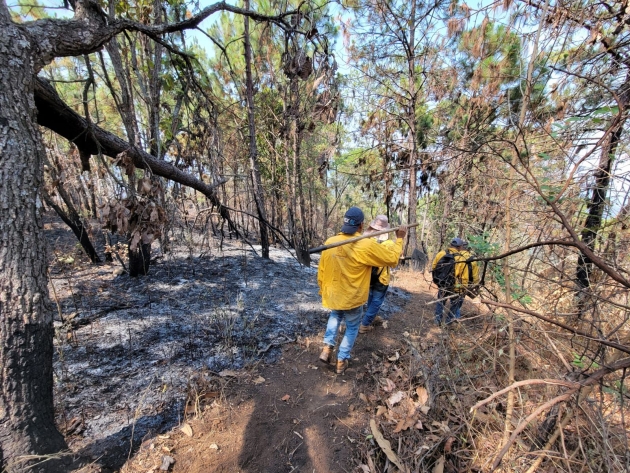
<box><xmin>425</xmin><ymin>292</ymin><xmax>460</xmax><ymax>306</ymax></box>
<box><xmin>297</xmin><ymin>223</ymin><xmax>419</xmax><ymax>266</ymax></box>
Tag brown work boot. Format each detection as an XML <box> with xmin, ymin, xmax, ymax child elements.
<box><xmin>319</xmin><ymin>344</ymin><xmax>333</xmax><ymax>363</ymax></box>
<box><xmin>336</xmin><ymin>358</ymin><xmax>348</xmax><ymax>375</ymax></box>
<box><xmin>373</xmin><ymin>316</ymin><xmax>384</xmax><ymax>325</ymax></box>
<box><xmin>359</xmin><ymin>324</ymin><xmax>374</xmax><ymax>334</ymax></box>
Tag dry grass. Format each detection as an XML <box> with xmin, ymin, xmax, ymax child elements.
<box><xmin>354</xmin><ymin>271</ymin><xmax>630</xmax><ymax>473</ymax></box>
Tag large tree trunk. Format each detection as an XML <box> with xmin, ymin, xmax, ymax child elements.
<box><xmin>0</xmin><ymin>18</ymin><xmax>68</xmax><ymax>472</ymax></box>
<box><xmin>576</xmin><ymin>126</ymin><xmax>622</xmax><ymax>289</ymax></box>
<box><xmin>128</xmin><ymin>243</ymin><xmax>151</xmax><ymax>277</ymax></box>
<box><xmin>147</xmin><ymin>0</ymin><xmax>163</xmax><ymax>158</ymax></box>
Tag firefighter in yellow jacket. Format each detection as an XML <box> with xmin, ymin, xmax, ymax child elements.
<box><xmin>318</xmin><ymin>207</ymin><xmax>406</xmax><ymax>374</ymax></box>
<box><xmin>431</xmin><ymin>238</ymin><xmax>479</xmax><ymax>324</ymax></box>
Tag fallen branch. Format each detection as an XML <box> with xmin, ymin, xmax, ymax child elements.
<box><xmin>424</xmin><ymin>293</ymin><xmax>460</xmax><ymax>306</ymax></box>
<box><xmin>68</xmin><ymin>304</ymin><xmax>135</xmax><ymax>329</ymax></box>
<box><xmin>488</xmin><ymin>357</ymin><xmax>630</xmax><ymax>471</ymax></box>
<box><xmin>491</xmin><ymin>391</ymin><xmax>575</xmax><ymax>470</ymax></box>
<box><xmin>34</xmin><ymin>77</ymin><xmax>238</xmax><ymax>237</ymax></box>
<box><xmin>471</xmin><ymin>379</ymin><xmax>580</xmax><ymax>412</ymax></box>
<box><xmin>257</xmin><ymin>338</ymin><xmax>295</xmax><ymax>355</ymax></box>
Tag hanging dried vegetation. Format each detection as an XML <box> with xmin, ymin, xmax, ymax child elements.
<box><xmin>282</xmin><ymin>49</ymin><xmax>313</xmax><ymax>80</ymax></box>
<box><xmin>99</xmin><ymin>152</ymin><xmax>166</xmax><ymax>251</ymax></box>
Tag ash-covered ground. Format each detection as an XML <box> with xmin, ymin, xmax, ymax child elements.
<box><xmin>45</xmin><ymin>215</ymin><xmax>409</xmax><ymax>468</ymax></box>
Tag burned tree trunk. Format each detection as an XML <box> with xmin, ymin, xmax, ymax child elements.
<box><xmin>576</xmin><ymin>89</ymin><xmax>628</xmax><ymax>292</ymax></box>
<box><xmin>128</xmin><ymin>243</ymin><xmax>151</xmax><ymax>277</ymax></box>
<box><xmin>0</xmin><ymin>15</ymin><xmax>68</xmax><ymax>472</ymax></box>
<box><xmin>42</xmin><ymin>190</ymin><xmax>101</xmax><ymax>263</ymax></box>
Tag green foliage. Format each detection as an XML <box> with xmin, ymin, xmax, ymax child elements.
<box><xmin>602</xmin><ymin>380</ymin><xmax>629</xmax><ymax>400</ymax></box>
<box><xmin>10</xmin><ymin>0</ymin><xmax>48</xmax><ymax>21</ymax></box>
<box><xmin>490</xmin><ymin>263</ymin><xmax>504</xmax><ymax>287</ymax></box>
<box><xmin>466</xmin><ymin>233</ymin><xmax>499</xmax><ymax>256</ymax></box>
<box><xmin>571</xmin><ymin>353</ymin><xmax>599</xmax><ymax>370</ymax></box>
<box><xmin>510</xmin><ymin>289</ymin><xmax>532</xmax><ymax>305</ymax></box>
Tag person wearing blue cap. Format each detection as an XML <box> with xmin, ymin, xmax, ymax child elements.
<box><xmin>431</xmin><ymin>237</ymin><xmax>478</xmax><ymax>324</ymax></box>
<box><xmin>317</xmin><ymin>207</ymin><xmax>406</xmax><ymax>374</ymax></box>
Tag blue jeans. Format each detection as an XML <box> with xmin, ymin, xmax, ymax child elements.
<box><xmin>362</xmin><ymin>286</ymin><xmax>388</xmax><ymax>326</ymax></box>
<box><xmin>435</xmin><ymin>289</ymin><xmax>464</xmax><ymax>324</ymax></box>
<box><xmin>323</xmin><ymin>306</ymin><xmax>363</xmax><ymax>361</ymax></box>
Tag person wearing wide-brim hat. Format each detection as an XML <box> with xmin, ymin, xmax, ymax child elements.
<box><xmin>317</xmin><ymin>208</ymin><xmax>406</xmax><ymax>374</ymax></box>
<box><xmin>358</xmin><ymin>215</ymin><xmax>398</xmax><ymax>333</ymax></box>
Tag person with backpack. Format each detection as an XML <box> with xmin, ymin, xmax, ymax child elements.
<box><xmin>431</xmin><ymin>237</ymin><xmax>479</xmax><ymax>324</ymax></box>
<box><xmin>359</xmin><ymin>215</ymin><xmax>399</xmax><ymax>333</ymax></box>
<box><xmin>318</xmin><ymin>208</ymin><xmax>406</xmax><ymax>374</ymax></box>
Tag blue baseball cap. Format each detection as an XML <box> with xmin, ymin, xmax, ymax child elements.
<box><xmin>341</xmin><ymin>207</ymin><xmax>364</xmax><ymax>234</ymax></box>
<box><xmin>450</xmin><ymin>237</ymin><xmax>465</xmax><ymax>247</ymax></box>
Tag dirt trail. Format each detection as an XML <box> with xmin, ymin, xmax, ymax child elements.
<box><xmin>119</xmin><ymin>270</ymin><xmax>481</xmax><ymax>473</ymax></box>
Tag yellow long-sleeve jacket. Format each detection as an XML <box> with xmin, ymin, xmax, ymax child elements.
<box><xmin>432</xmin><ymin>247</ymin><xmax>479</xmax><ymax>293</ymax></box>
<box><xmin>318</xmin><ymin>233</ymin><xmax>403</xmax><ymax>310</ymax></box>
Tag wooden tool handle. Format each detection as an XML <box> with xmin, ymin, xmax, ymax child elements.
<box><xmin>308</xmin><ymin>223</ymin><xmax>419</xmax><ymax>254</ymax></box>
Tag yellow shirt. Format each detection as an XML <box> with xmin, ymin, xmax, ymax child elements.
<box><xmin>318</xmin><ymin>233</ymin><xmax>403</xmax><ymax>310</ymax></box>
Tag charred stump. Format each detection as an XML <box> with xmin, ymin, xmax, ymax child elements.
<box><xmin>128</xmin><ymin>243</ymin><xmax>151</xmax><ymax>277</ymax></box>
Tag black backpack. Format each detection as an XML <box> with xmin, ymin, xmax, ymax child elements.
<box><xmin>370</xmin><ymin>266</ymin><xmax>384</xmax><ymax>287</ymax></box>
<box><xmin>432</xmin><ymin>251</ymin><xmax>459</xmax><ymax>289</ymax></box>
<box><xmin>369</xmin><ymin>239</ymin><xmax>389</xmax><ymax>291</ymax></box>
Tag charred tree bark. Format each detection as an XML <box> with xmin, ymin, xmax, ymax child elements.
<box><xmin>0</xmin><ymin>12</ymin><xmax>68</xmax><ymax>472</ymax></box>
<box><xmin>42</xmin><ymin>190</ymin><xmax>101</xmax><ymax>263</ymax></box>
<box><xmin>128</xmin><ymin>243</ymin><xmax>151</xmax><ymax>277</ymax></box>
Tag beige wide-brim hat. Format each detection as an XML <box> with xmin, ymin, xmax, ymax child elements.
<box><xmin>366</xmin><ymin>215</ymin><xmax>390</xmax><ymax>241</ymax></box>
<box><xmin>369</xmin><ymin>215</ymin><xmax>390</xmax><ymax>231</ymax></box>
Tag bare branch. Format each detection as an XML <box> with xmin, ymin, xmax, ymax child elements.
<box><xmin>33</xmin><ymin>77</ymin><xmax>238</xmax><ymax>235</ymax></box>
<box><xmin>467</xmin><ymin>240</ymin><xmax>579</xmax><ymax>263</ymax></box>
<box><xmin>471</xmin><ymin>379</ymin><xmax>580</xmax><ymax>412</ymax></box>
<box><xmin>480</xmin><ymin>299</ymin><xmax>630</xmax><ymax>355</ymax></box>
<box><xmin>24</xmin><ymin>0</ymin><xmax>299</xmax><ymax>69</ymax></box>
<box><xmin>490</xmin><ymin>357</ymin><xmax>630</xmax><ymax>470</ymax></box>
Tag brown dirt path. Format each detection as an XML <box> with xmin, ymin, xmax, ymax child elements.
<box><xmin>119</xmin><ymin>269</ymin><xmax>483</xmax><ymax>473</ymax></box>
